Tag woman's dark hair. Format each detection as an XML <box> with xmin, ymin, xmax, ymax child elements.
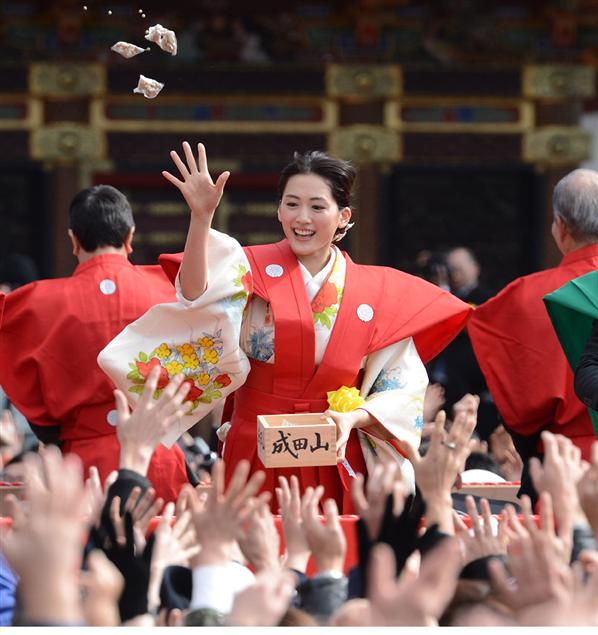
<box><xmin>278</xmin><ymin>151</ymin><xmax>356</xmax><ymax>241</ymax></box>
<box><xmin>69</xmin><ymin>185</ymin><xmax>135</xmax><ymax>252</ymax></box>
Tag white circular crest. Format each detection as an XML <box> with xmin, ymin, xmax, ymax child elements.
<box><xmin>357</xmin><ymin>303</ymin><xmax>374</xmax><ymax>322</ymax></box>
<box><xmin>106</xmin><ymin>409</ymin><xmax>119</xmax><ymax>427</ymax></box>
<box><xmin>265</xmin><ymin>264</ymin><xmax>284</xmax><ymax>278</ymax></box>
<box><xmin>99</xmin><ymin>279</ymin><xmax>117</xmax><ymax>295</ymax></box>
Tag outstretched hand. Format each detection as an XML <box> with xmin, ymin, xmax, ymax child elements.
<box><xmin>351</xmin><ymin>461</ymin><xmax>406</xmax><ymax>541</ymax></box>
<box><xmin>188</xmin><ymin>459</ymin><xmax>268</xmax><ymax>566</ymax></box>
<box><xmin>276</xmin><ymin>475</ymin><xmax>311</xmax><ymax>572</ymax></box>
<box><xmin>237</xmin><ymin>499</ymin><xmax>281</xmax><ymax>572</ymax></box>
<box><xmin>401</xmin><ymin>410</ymin><xmax>474</xmax><ymax>490</ymax></box>
<box><xmin>453</xmin><ymin>496</ymin><xmax>508</xmax><ymax>565</ymax></box>
<box><xmin>395</xmin><ymin>409</ymin><xmax>475</xmax><ymax>532</ymax></box>
<box><xmin>115</xmin><ymin>364</ymin><xmax>192</xmax><ymax>475</ymax></box>
<box><xmin>162</xmin><ymin>141</ymin><xmax>230</xmax><ymax>220</ymax></box>
<box><xmin>488</xmin><ymin>494</ymin><xmax>574</xmax><ymax>623</ymax></box>
<box><xmin>107</xmin><ymin>486</ymin><xmax>164</xmax><ymax>553</ymax></box>
<box><xmin>577</xmin><ymin>441</ymin><xmax>598</xmax><ymax>538</ymax></box>
<box><xmin>367</xmin><ymin>538</ymin><xmax>462</xmax><ymax>626</ymax></box>
<box><xmin>529</xmin><ymin>431</ymin><xmax>587</xmax><ymax>559</ymax></box>
<box><xmin>2</xmin><ymin>447</ymin><xmax>87</xmax><ymax>624</ymax></box>
<box><xmin>84</xmin><ymin>466</ymin><xmax>118</xmax><ymax>528</ymax></box>
<box><xmin>301</xmin><ymin>486</ymin><xmax>347</xmax><ymax>573</ymax></box>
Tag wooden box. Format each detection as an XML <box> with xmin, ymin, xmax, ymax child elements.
<box><xmin>257</xmin><ymin>413</ymin><xmax>337</xmax><ymax>468</ymax></box>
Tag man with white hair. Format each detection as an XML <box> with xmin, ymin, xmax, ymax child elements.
<box><xmin>468</xmin><ymin>169</ymin><xmax>598</xmax><ymax>496</ymax></box>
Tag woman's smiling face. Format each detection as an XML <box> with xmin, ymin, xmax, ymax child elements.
<box><xmin>277</xmin><ymin>173</ymin><xmax>351</xmax><ymax>273</ymax></box>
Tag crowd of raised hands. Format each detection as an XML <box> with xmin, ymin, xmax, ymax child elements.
<box><xmin>1</xmin><ymin>365</ymin><xmax>598</xmax><ymax>626</ymax></box>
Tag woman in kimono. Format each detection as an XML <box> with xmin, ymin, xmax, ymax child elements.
<box><xmin>104</xmin><ymin>142</ymin><xmax>471</xmax><ymax>511</ymax></box>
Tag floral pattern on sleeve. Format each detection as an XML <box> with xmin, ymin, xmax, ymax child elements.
<box><xmin>232</xmin><ymin>264</ymin><xmax>253</xmax><ymax>306</ymax></box>
<box><xmin>126</xmin><ymin>331</ymin><xmax>233</xmax><ymax>412</ymax></box>
<box><xmin>370</xmin><ymin>366</ymin><xmax>408</xmax><ymax>393</ymax></box>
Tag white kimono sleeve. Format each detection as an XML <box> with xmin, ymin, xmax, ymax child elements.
<box><xmin>97</xmin><ymin>229</ymin><xmax>252</xmax><ymax>448</ymax></box>
<box><xmin>356</xmin><ymin>336</ymin><xmax>428</xmax><ymax>491</ymax></box>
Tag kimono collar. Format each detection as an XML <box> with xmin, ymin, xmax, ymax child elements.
<box><xmin>298</xmin><ymin>247</ymin><xmax>337</xmax><ymax>302</ymax></box>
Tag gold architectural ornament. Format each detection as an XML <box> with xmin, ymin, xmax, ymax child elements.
<box><xmin>329</xmin><ymin>125</ymin><xmax>401</xmax><ymax>163</ymax></box>
<box><xmin>523</xmin><ymin>127</ymin><xmax>591</xmax><ymax>165</ymax></box>
<box><xmin>29</xmin><ymin>63</ymin><xmax>106</xmax><ymax>97</ymax></box>
<box><xmin>30</xmin><ymin>124</ymin><xmax>107</xmax><ymax>162</ymax></box>
<box><xmin>326</xmin><ymin>65</ymin><xmax>402</xmax><ymax>98</ymax></box>
<box><xmin>0</xmin><ymin>97</ymin><xmax>43</xmax><ymax>131</ymax></box>
<box><xmin>384</xmin><ymin>97</ymin><xmax>534</xmax><ymax>134</ymax></box>
<box><xmin>89</xmin><ymin>96</ymin><xmax>337</xmax><ymax>133</ymax></box>
<box><xmin>523</xmin><ymin>65</ymin><xmax>596</xmax><ymax>99</ymax></box>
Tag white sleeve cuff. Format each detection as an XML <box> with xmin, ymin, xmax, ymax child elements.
<box><xmin>174</xmin><ymin>270</ymin><xmax>208</xmax><ymax>307</ymax></box>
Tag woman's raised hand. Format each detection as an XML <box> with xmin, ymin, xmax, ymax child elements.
<box><xmin>162</xmin><ymin>141</ymin><xmax>230</xmax><ymax>220</ymax></box>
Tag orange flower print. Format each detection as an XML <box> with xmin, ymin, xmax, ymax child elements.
<box><xmin>177</xmin><ymin>343</ymin><xmax>195</xmax><ymax>357</ymax></box>
<box><xmin>136</xmin><ymin>357</ymin><xmax>169</xmax><ymax>388</ymax></box>
<box><xmin>198</xmin><ymin>373</ymin><xmax>211</xmax><ymax>386</ymax></box>
<box><xmin>203</xmin><ymin>349</ymin><xmax>219</xmax><ymax>364</ymax></box>
<box><xmin>311</xmin><ymin>282</ymin><xmax>338</xmax><ymax>314</ymax></box>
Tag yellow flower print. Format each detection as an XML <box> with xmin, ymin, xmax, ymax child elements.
<box><xmin>176</xmin><ymin>343</ymin><xmax>200</xmax><ymax>370</ymax></box>
<box><xmin>182</xmin><ymin>353</ymin><xmax>200</xmax><ymax>370</ymax></box>
<box><xmin>198</xmin><ymin>372</ymin><xmax>211</xmax><ymax>386</ymax></box>
<box><xmin>165</xmin><ymin>360</ymin><xmax>184</xmax><ymax>376</ymax></box>
<box><xmin>203</xmin><ymin>348</ymin><xmax>219</xmax><ymax>364</ymax></box>
<box><xmin>198</xmin><ymin>336</ymin><xmax>214</xmax><ymax>348</ymax></box>
<box><xmin>155</xmin><ymin>343</ymin><xmax>172</xmax><ymax>360</ymax></box>
<box><xmin>177</xmin><ymin>343</ymin><xmax>195</xmax><ymax>357</ymax></box>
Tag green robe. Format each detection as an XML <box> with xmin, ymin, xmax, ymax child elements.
<box><xmin>544</xmin><ymin>269</ymin><xmax>598</xmax><ymax>436</ymax></box>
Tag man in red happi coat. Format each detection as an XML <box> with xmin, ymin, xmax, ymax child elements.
<box><xmin>468</xmin><ymin>169</ymin><xmax>598</xmax><ymax>496</ymax></box>
<box><xmin>0</xmin><ymin>185</ymin><xmax>189</xmax><ymax>501</ymax></box>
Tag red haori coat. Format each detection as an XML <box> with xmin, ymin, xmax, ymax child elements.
<box><xmin>468</xmin><ymin>243</ymin><xmax>598</xmax><ymax>460</ymax></box>
<box><xmin>0</xmin><ymin>254</ymin><xmax>188</xmax><ymax>502</ymax></box>
<box><xmin>162</xmin><ymin>240</ymin><xmax>472</xmax><ymax>511</ymax></box>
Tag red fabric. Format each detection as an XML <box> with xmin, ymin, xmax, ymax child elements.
<box><xmin>159</xmin><ymin>246</ymin><xmax>473</xmax><ymax>364</ymax></box>
<box><xmin>468</xmin><ymin>244</ymin><xmax>598</xmax><ymax>460</ymax></box>
<box><xmin>159</xmin><ymin>252</ymin><xmax>183</xmax><ymax>285</ymax></box>
<box><xmin>0</xmin><ymin>254</ymin><xmax>188</xmax><ymax>502</ymax></box>
<box><xmin>246</xmin><ymin>240</ymin><xmax>472</xmax><ymax>364</ymax></box>
<box><xmin>222</xmin><ymin>241</ymin><xmax>471</xmax><ymax>511</ymax></box>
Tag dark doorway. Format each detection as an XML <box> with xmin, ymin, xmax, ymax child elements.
<box><xmin>0</xmin><ymin>165</ymin><xmax>50</xmax><ymax>279</ymax></box>
<box><xmin>380</xmin><ymin>164</ymin><xmax>544</xmax><ymax>293</ymax></box>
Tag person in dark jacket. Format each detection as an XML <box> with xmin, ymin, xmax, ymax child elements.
<box><xmin>575</xmin><ymin>318</ymin><xmax>598</xmax><ymax>412</ymax></box>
